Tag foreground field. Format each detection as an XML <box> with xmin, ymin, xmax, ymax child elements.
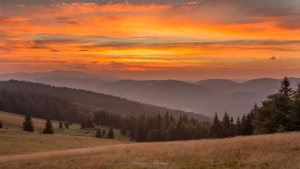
<box><xmin>1</xmin><ymin>132</ymin><xmax>300</xmax><ymax>169</ymax></box>
<box><xmin>0</xmin><ymin>111</ymin><xmax>131</xmax><ymax>155</ymax></box>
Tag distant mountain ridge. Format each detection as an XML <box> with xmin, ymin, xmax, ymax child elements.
<box><xmin>1</xmin><ymin>71</ymin><xmax>299</xmax><ymax>119</ymax></box>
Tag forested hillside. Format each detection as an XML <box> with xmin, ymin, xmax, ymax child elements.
<box><xmin>0</xmin><ymin>89</ymin><xmax>94</xmax><ymax>123</ymax></box>
<box><xmin>0</xmin><ymin>80</ymin><xmax>212</xmax><ymax>122</ymax></box>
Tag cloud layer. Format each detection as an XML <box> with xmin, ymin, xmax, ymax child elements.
<box><xmin>0</xmin><ymin>0</ymin><xmax>299</xmax><ymax>79</ymax></box>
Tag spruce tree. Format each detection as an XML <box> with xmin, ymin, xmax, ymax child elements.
<box><xmin>279</xmin><ymin>77</ymin><xmax>293</xmax><ymax>96</ymax></box>
<box><xmin>59</xmin><ymin>121</ymin><xmax>63</xmax><ymax>129</ymax></box>
<box><xmin>23</xmin><ymin>113</ymin><xmax>34</xmax><ymax>132</ymax></box>
<box><xmin>211</xmin><ymin>113</ymin><xmax>220</xmax><ymax>138</ymax></box>
<box><xmin>0</xmin><ymin>119</ymin><xmax>2</xmax><ymax>129</ymax></box>
<box><xmin>108</xmin><ymin>126</ymin><xmax>114</xmax><ymax>139</ymax></box>
<box><xmin>64</xmin><ymin>122</ymin><xmax>69</xmax><ymax>129</ymax></box>
<box><xmin>157</xmin><ymin>114</ymin><xmax>161</xmax><ymax>129</ymax></box>
<box><xmin>163</xmin><ymin>112</ymin><xmax>170</xmax><ymax>130</ymax></box>
<box><xmin>95</xmin><ymin>128</ymin><xmax>102</xmax><ymax>138</ymax></box>
<box><xmin>43</xmin><ymin>117</ymin><xmax>54</xmax><ymax>134</ymax></box>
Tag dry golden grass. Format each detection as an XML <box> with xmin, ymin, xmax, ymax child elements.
<box><xmin>1</xmin><ymin>132</ymin><xmax>300</xmax><ymax>169</ymax></box>
<box><xmin>0</xmin><ymin>111</ymin><xmax>131</xmax><ymax>155</ymax></box>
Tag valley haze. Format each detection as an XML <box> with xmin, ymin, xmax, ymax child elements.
<box><xmin>1</xmin><ymin>70</ymin><xmax>299</xmax><ymax>118</ymax></box>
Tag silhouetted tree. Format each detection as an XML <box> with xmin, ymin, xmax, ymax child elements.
<box><xmin>279</xmin><ymin>76</ymin><xmax>293</xmax><ymax>96</ymax></box>
<box><xmin>23</xmin><ymin>113</ymin><xmax>34</xmax><ymax>132</ymax></box>
<box><xmin>43</xmin><ymin>117</ymin><xmax>54</xmax><ymax>134</ymax></box>
<box><xmin>59</xmin><ymin>122</ymin><xmax>63</xmax><ymax>129</ymax></box>
<box><xmin>0</xmin><ymin>119</ymin><xmax>2</xmax><ymax>129</ymax></box>
<box><xmin>108</xmin><ymin>126</ymin><xmax>114</xmax><ymax>139</ymax></box>
<box><xmin>95</xmin><ymin>128</ymin><xmax>102</xmax><ymax>138</ymax></box>
<box><xmin>147</xmin><ymin>129</ymin><xmax>158</xmax><ymax>142</ymax></box>
<box><xmin>64</xmin><ymin>122</ymin><xmax>69</xmax><ymax>129</ymax></box>
<box><xmin>211</xmin><ymin>113</ymin><xmax>221</xmax><ymax>138</ymax></box>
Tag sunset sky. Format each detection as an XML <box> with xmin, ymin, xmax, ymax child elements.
<box><xmin>0</xmin><ymin>0</ymin><xmax>299</xmax><ymax>80</ymax></box>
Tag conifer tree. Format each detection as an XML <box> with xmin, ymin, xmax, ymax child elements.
<box><xmin>95</xmin><ymin>128</ymin><xmax>102</xmax><ymax>138</ymax></box>
<box><xmin>0</xmin><ymin>119</ymin><xmax>2</xmax><ymax>129</ymax></box>
<box><xmin>235</xmin><ymin>116</ymin><xmax>242</xmax><ymax>136</ymax></box>
<box><xmin>59</xmin><ymin>121</ymin><xmax>63</xmax><ymax>129</ymax></box>
<box><xmin>43</xmin><ymin>117</ymin><xmax>54</xmax><ymax>134</ymax></box>
<box><xmin>211</xmin><ymin>113</ymin><xmax>221</xmax><ymax>138</ymax></box>
<box><xmin>64</xmin><ymin>122</ymin><xmax>69</xmax><ymax>129</ymax></box>
<box><xmin>279</xmin><ymin>77</ymin><xmax>293</xmax><ymax>96</ymax></box>
<box><xmin>147</xmin><ymin>129</ymin><xmax>158</xmax><ymax>142</ymax></box>
<box><xmin>108</xmin><ymin>126</ymin><xmax>114</xmax><ymax>139</ymax></box>
<box><xmin>23</xmin><ymin>113</ymin><xmax>34</xmax><ymax>132</ymax></box>
<box><xmin>157</xmin><ymin>114</ymin><xmax>161</xmax><ymax>129</ymax></box>
<box><xmin>163</xmin><ymin>112</ymin><xmax>170</xmax><ymax>130</ymax></box>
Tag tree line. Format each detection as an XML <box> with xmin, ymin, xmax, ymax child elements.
<box><xmin>92</xmin><ymin>77</ymin><xmax>300</xmax><ymax>142</ymax></box>
<box><xmin>0</xmin><ymin>89</ymin><xmax>94</xmax><ymax>123</ymax></box>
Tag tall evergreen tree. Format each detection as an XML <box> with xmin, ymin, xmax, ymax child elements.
<box><xmin>279</xmin><ymin>77</ymin><xmax>293</xmax><ymax>96</ymax></box>
<box><xmin>163</xmin><ymin>112</ymin><xmax>170</xmax><ymax>130</ymax></box>
<box><xmin>211</xmin><ymin>113</ymin><xmax>221</xmax><ymax>138</ymax></box>
<box><xmin>64</xmin><ymin>122</ymin><xmax>69</xmax><ymax>129</ymax></box>
<box><xmin>95</xmin><ymin>128</ymin><xmax>102</xmax><ymax>138</ymax></box>
<box><xmin>108</xmin><ymin>126</ymin><xmax>114</xmax><ymax>139</ymax></box>
<box><xmin>43</xmin><ymin>117</ymin><xmax>54</xmax><ymax>134</ymax></box>
<box><xmin>59</xmin><ymin>121</ymin><xmax>63</xmax><ymax>129</ymax></box>
<box><xmin>157</xmin><ymin>114</ymin><xmax>161</xmax><ymax>129</ymax></box>
<box><xmin>23</xmin><ymin>113</ymin><xmax>34</xmax><ymax>132</ymax></box>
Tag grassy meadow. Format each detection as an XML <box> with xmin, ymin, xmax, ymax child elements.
<box><xmin>1</xmin><ymin>111</ymin><xmax>300</xmax><ymax>169</ymax></box>
<box><xmin>0</xmin><ymin>132</ymin><xmax>300</xmax><ymax>168</ymax></box>
<box><xmin>0</xmin><ymin>111</ymin><xmax>131</xmax><ymax>155</ymax></box>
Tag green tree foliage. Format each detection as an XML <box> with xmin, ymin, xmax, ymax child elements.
<box><xmin>166</xmin><ymin>125</ymin><xmax>177</xmax><ymax>141</ymax></box>
<box><xmin>43</xmin><ymin>117</ymin><xmax>54</xmax><ymax>134</ymax></box>
<box><xmin>121</xmin><ymin>128</ymin><xmax>127</xmax><ymax>135</ymax></box>
<box><xmin>0</xmin><ymin>88</ymin><xmax>93</xmax><ymax>123</ymax></box>
<box><xmin>163</xmin><ymin>112</ymin><xmax>170</xmax><ymax>130</ymax></box>
<box><xmin>59</xmin><ymin>121</ymin><xmax>63</xmax><ymax>129</ymax></box>
<box><xmin>103</xmin><ymin>129</ymin><xmax>106</xmax><ymax>136</ymax></box>
<box><xmin>108</xmin><ymin>126</ymin><xmax>114</xmax><ymax>139</ymax></box>
<box><xmin>64</xmin><ymin>122</ymin><xmax>69</xmax><ymax>129</ymax></box>
<box><xmin>95</xmin><ymin>128</ymin><xmax>102</xmax><ymax>138</ymax></box>
<box><xmin>253</xmin><ymin>77</ymin><xmax>299</xmax><ymax>134</ymax></box>
<box><xmin>147</xmin><ymin>129</ymin><xmax>158</xmax><ymax>142</ymax></box>
<box><xmin>211</xmin><ymin>113</ymin><xmax>221</xmax><ymax>138</ymax></box>
<box><xmin>23</xmin><ymin>113</ymin><xmax>34</xmax><ymax>132</ymax></box>
<box><xmin>279</xmin><ymin>76</ymin><xmax>293</xmax><ymax>96</ymax></box>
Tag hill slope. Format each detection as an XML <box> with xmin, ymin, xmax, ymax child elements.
<box><xmin>0</xmin><ymin>80</ymin><xmax>212</xmax><ymax>122</ymax></box>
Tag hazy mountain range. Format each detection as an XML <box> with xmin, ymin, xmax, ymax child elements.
<box><xmin>1</xmin><ymin>70</ymin><xmax>299</xmax><ymax>118</ymax></box>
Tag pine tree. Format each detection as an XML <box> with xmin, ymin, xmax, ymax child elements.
<box><xmin>43</xmin><ymin>117</ymin><xmax>54</xmax><ymax>134</ymax></box>
<box><xmin>95</xmin><ymin>128</ymin><xmax>102</xmax><ymax>138</ymax></box>
<box><xmin>108</xmin><ymin>126</ymin><xmax>114</xmax><ymax>139</ymax></box>
<box><xmin>279</xmin><ymin>77</ymin><xmax>293</xmax><ymax>96</ymax></box>
<box><xmin>235</xmin><ymin>116</ymin><xmax>242</xmax><ymax>136</ymax></box>
<box><xmin>23</xmin><ymin>113</ymin><xmax>34</xmax><ymax>132</ymax></box>
<box><xmin>0</xmin><ymin>119</ymin><xmax>2</xmax><ymax>129</ymax></box>
<box><xmin>163</xmin><ymin>112</ymin><xmax>170</xmax><ymax>130</ymax></box>
<box><xmin>157</xmin><ymin>114</ymin><xmax>161</xmax><ymax>129</ymax></box>
<box><xmin>59</xmin><ymin>121</ymin><xmax>63</xmax><ymax>129</ymax></box>
<box><xmin>211</xmin><ymin>113</ymin><xmax>220</xmax><ymax>138</ymax></box>
<box><xmin>64</xmin><ymin>122</ymin><xmax>69</xmax><ymax>129</ymax></box>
